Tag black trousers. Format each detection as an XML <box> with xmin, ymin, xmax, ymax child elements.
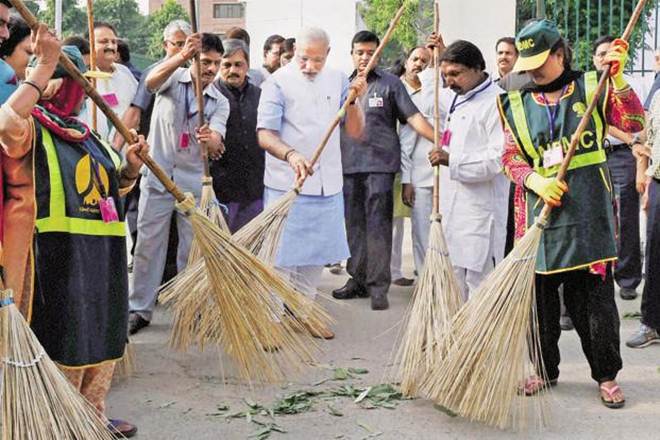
<box><xmin>642</xmin><ymin>179</ymin><xmax>660</xmax><ymax>330</ymax></box>
<box><xmin>607</xmin><ymin>148</ymin><xmax>642</xmax><ymax>290</ymax></box>
<box><xmin>535</xmin><ymin>265</ymin><xmax>622</xmax><ymax>383</ymax></box>
<box><xmin>343</xmin><ymin>172</ymin><xmax>395</xmax><ymax>297</ymax></box>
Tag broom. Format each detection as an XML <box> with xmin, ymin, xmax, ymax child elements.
<box><xmin>9</xmin><ymin>0</ymin><xmax>330</xmax><ymax>383</ymax></box>
<box><xmin>420</xmin><ymin>0</ymin><xmax>647</xmax><ymax>429</ymax></box>
<box><xmin>0</xmin><ymin>287</ymin><xmax>122</xmax><ymax>439</ymax></box>
<box><xmin>393</xmin><ymin>1</ymin><xmax>463</xmax><ymax>398</ymax></box>
<box><xmin>159</xmin><ymin>1</ymin><xmax>411</xmax><ymax>352</ymax></box>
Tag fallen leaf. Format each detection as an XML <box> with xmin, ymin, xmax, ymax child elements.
<box><xmin>333</xmin><ymin>368</ymin><xmax>350</xmax><ymax>380</ymax></box>
<box><xmin>328</xmin><ymin>404</ymin><xmax>343</xmax><ymax>417</ymax></box>
<box><xmin>354</xmin><ymin>387</ymin><xmax>372</xmax><ymax>403</ymax></box>
<box><xmin>348</xmin><ymin>367</ymin><xmax>369</xmax><ymax>375</ymax></box>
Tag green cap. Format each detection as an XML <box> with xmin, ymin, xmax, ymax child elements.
<box><xmin>28</xmin><ymin>45</ymin><xmax>88</xmax><ymax>79</ymax></box>
<box><xmin>513</xmin><ymin>19</ymin><xmax>561</xmax><ymax>72</ymax></box>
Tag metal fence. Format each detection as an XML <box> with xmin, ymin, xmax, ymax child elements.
<box><xmin>518</xmin><ymin>0</ymin><xmax>660</xmax><ymax>76</ymax></box>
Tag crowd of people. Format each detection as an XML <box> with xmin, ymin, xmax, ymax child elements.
<box><xmin>0</xmin><ymin>0</ymin><xmax>658</xmax><ymax>436</ymax></box>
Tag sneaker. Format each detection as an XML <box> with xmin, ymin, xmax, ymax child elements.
<box><xmin>619</xmin><ymin>288</ymin><xmax>638</xmax><ymax>300</ymax></box>
<box><xmin>560</xmin><ymin>315</ymin><xmax>574</xmax><ymax>331</ymax></box>
<box><xmin>625</xmin><ymin>324</ymin><xmax>660</xmax><ymax>348</ymax></box>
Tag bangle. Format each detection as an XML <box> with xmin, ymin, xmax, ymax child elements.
<box><xmin>284</xmin><ymin>148</ymin><xmax>296</xmax><ymax>161</ymax></box>
<box><xmin>23</xmin><ymin>80</ymin><xmax>43</xmax><ymax>100</ymax></box>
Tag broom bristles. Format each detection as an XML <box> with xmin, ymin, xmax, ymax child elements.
<box><xmin>187</xmin><ymin>178</ymin><xmax>230</xmax><ymax>264</ymax></box>
<box><xmin>164</xmin><ymin>195</ymin><xmax>332</xmax><ymax>383</ymax></box>
<box><xmin>0</xmin><ymin>291</ymin><xmax>121</xmax><ymax>439</ymax></box>
<box><xmin>113</xmin><ymin>341</ymin><xmax>136</xmax><ymax>379</ymax></box>
<box><xmin>419</xmin><ymin>221</ymin><xmax>550</xmax><ymax>430</ymax></box>
<box><xmin>394</xmin><ymin>217</ymin><xmax>463</xmax><ymax>397</ymax></box>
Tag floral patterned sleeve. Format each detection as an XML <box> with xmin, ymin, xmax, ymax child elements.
<box><xmin>501</xmin><ymin>126</ymin><xmax>534</xmax><ymax>187</ymax></box>
<box><xmin>606</xmin><ymin>86</ymin><xmax>645</xmax><ymax>132</ymax></box>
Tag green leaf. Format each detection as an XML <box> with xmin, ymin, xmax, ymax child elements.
<box><xmin>434</xmin><ymin>403</ymin><xmax>458</xmax><ymax>417</ymax></box>
<box><xmin>354</xmin><ymin>387</ymin><xmax>372</xmax><ymax>403</ymax></box>
<box><xmin>216</xmin><ymin>404</ymin><xmax>230</xmax><ymax>411</ymax></box>
<box><xmin>333</xmin><ymin>368</ymin><xmax>350</xmax><ymax>380</ymax></box>
<box><xmin>622</xmin><ymin>311</ymin><xmax>642</xmax><ymax>320</ymax></box>
<box><xmin>327</xmin><ymin>404</ymin><xmax>344</xmax><ymax>417</ymax></box>
<box><xmin>348</xmin><ymin>367</ymin><xmax>369</xmax><ymax>375</ymax></box>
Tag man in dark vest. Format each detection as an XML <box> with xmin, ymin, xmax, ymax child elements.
<box><xmin>498</xmin><ymin>20</ymin><xmax>644</xmax><ymax>409</ymax></box>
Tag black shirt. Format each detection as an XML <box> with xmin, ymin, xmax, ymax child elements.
<box><xmin>340</xmin><ymin>68</ymin><xmax>420</xmax><ymax>174</ymax></box>
<box><xmin>211</xmin><ymin>79</ymin><xmax>264</xmax><ymax>203</ymax></box>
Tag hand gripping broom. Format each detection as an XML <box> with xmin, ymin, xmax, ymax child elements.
<box><xmin>420</xmin><ymin>0</ymin><xmax>648</xmax><ymax>429</ymax></box>
<box><xmin>393</xmin><ymin>1</ymin><xmax>463</xmax><ymax>398</ymax></box>
<box><xmin>159</xmin><ymin>2</ymin><xmax>410</xmax><ymax>352</ymax></box>
<box><xmin>0</xmin><ymin>285</ymin><xmax>122</xmax><ymax>439</ymax></box>
<box><xmin>9</xmin><ymin>0</ymin><xmax>329</xmax><ymax>384</ymax></box>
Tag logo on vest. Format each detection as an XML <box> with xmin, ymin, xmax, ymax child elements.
<box><xmin>572</xmin><ymin>101</ymin><xmax>587</xmax><ymax>117</ymax></box>
<box><xmin>75</xmin><ymin>154</ymin><xmax>109</xmax><ymax>213</ymax></box>
<box><xmin>516</xmin><ymin>38</ymin><xmax>535</xmax><ymax>51</ymax></box>
<box><xmin>537</xmin><ymin>130</ymin><xmax>598</xmax><ymax>159</ymax></box>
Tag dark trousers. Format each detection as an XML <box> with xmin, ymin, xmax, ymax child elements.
<box><xmin>642</xmin><ymin>179</ymin><xmax>660</xmax><ymax>330</ymax></box>
<box><xmin>607</xmin><ymin>148</ymin><xmax>642</xmax><ymax>290</ymax></box>
<box><xmin>343</xmin><ymin>172</ymin><xmax>395</xmax><ymax>298</ymax></box>
<box><xmin>504</xmin><ymin>182</ymin><xmax>516</xmax><ymax>256</ymax></box>
<box><xmin>222</xmin><ymin>199</ymin><xmax>264</xmax><ymax>234</ymax></box>
<box><xmin>535</xmin><ymin>266</ymin><xmax>622</xmax><ymax>383</ymax></box>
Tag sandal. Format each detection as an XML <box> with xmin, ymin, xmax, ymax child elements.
<box><xmin>108</xmin><ymin>418</ymin><xmax>138</xmax><ymax>438</ymax></box>
<box><xmin>519</xmin><ymin>376</ymin><xmax>558</xmax><ymax>396</ymax></box>
<box><xmin>599</xmin><ymin>382</ymin><xmax>625</xmax><ymax>409</ymax></box>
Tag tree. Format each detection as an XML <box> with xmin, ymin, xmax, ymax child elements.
<box><xmin>38</xmin><ymin>0</ymin><xmax>86</xmax><ymax>37</ymax></box>
<box><xmin>359</xmin><ymin>0</ymin><xmax>434</xmax><ymax>67</ymax></box>
<box><xmin>517</xmin><ymin>0</ymin><xmax>659</xmax><ymax>71</ymax></box>
<box><xmin>145</xmin><ymin>0</ymin><xmax>189</xmax><ymax>60</ymax></box>
<box><xmin>94</xmin><ymin>0</ymin><xmax>148</xmax><ymax>50</ymax></box>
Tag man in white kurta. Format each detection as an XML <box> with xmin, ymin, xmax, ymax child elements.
<box><xmin>427</xmin><ymin>39</ymin><xmax>509</xmax><ymax>299</ymax></box>
<box><xmin>257</xmin><ymin>27</ymin><xmax>366</xmax><ymax>338</ymax></box>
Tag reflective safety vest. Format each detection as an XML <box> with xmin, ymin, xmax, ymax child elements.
<box><xmin>497</xmin><ymin>72</ymin><xmax>617</xmax><ymax>274</ymax></box>
<box><xmin>34</xmin><ymin>124</ymin><xmax>126</xmax><ymax>236</ymax></box>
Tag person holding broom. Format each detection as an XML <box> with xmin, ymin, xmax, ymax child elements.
<box><xmin>0</xmin><ymin>24</ymin><xmax>147</xmax><ymax>436</ymax></box>
<box><xmin>498</xmin><ymin>19</ymin><xmax>644</xmax><ymax>408</ymax></box>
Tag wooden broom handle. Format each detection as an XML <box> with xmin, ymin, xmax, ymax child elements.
<box><xmin>431</xmin><ymin>1</ymin><xmax>440</xmax><ymax>215</ymax></box>
<box><xmin>86</xmin><ymin>0</ymin><xmax>97</xmax><ymax>131</ymax></box>
<box><xmin>9</xmin><ymin>0</ymin><xmax>188</xmax><ymax>202</ymax></box>
<box><xmin>307</xmin><ymin>2</ymin><xmax>408</xmax><ymax>170</ymax></box>
<box><xmin>188</xmin><ymin>0</ymin><xmax>211</xmax><ymax>178</ymax></box>
<box><xmin>539</xmin><ymin>0</ymin><xmax>647</xmax><ymax>220</ymax></box>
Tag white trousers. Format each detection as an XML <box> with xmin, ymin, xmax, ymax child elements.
<box><xmin>390</xmin><ymin>217</ymin><xmax>405</xmax><ymax>279</ymax></box>
<box><xmin>129</xmin><ymin>183</ymin><xmax>194</xmax><ymax>321</ymax></box>
<box><xmin>280</xmin><ymin>265</ymin><xmax>323</xmax><ymax>301</ymax></box>
<box><xmin>453</xmin><ymin>255</ymin><xmax>495</xmax><ymax>302</ymax></box>
<box><xmin>410</xmin><ymin>186</ymin><xmax>433</xmax><ymax>274</ymax></box>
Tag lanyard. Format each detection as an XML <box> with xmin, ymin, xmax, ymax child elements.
<box><xmin>447</xmin><ymin>78</ymin><xmax>493</xmax><ymax>123</ymax></box>
<box><xmin>541</xmin><ymin>85</ymin><xmax>568</xmax><ymax>142</ymax></box>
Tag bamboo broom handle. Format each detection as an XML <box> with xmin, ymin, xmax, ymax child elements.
<box><xmin>188</xmin><ymin>0</ymin><xmax>211</xmax><ymax>179</ymax></box>
<box><xmin>86</xmin><ymin>0</ymin><xmax>97</xmax><ymax>131</ymax></box>
<box><xmin>538</xmin><ymin>0</ymin><xmax>647</xmax><ymax>221</ymax></box>
<box><xmin>9</xmin><ymin>0</ymin><xmax>188</xmax><ymax>203</ymax></box>
<box><xmin>307</xmin><ymin>2</ymin><xmax>408</xmax><ymax>170</ymax></box>
<box><xmin>431</xmin><ymin>1</ymin><xmax>441</xmax><ymax>215</ymax></box>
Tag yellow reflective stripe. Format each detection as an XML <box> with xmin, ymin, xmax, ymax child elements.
<box><xmin>585</xmin><ymin>71</ymin><xmax>605</xmax><ymax>147</ymax></box>
<box><xmin>36</xmin><ymin>126</ymin><xmax>126</xmax><ymax>237</ymax></box>
<box><xmin>535</xmin><ymin>149</ymin><xmax>607</xmax><ymax>177</ymax></box>
<box><xmin>99</xmin><ymin>138</ymin><xmax>122</xmax><ymax>169</ymax></box>
<box><xmin>508</xmin><ymin>91</ymin><xmax>541</xmax><ymax>168</ymax></box>
<box><xmin>35</xmin><ymin>217</ymin><xmax>126</xmax><ymax>236</ymax></box>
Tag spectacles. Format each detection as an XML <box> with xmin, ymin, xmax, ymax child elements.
<box><xmin>167</xmin><ymin>40</ymin><xmax>186</xmax><ymax>48</ymax></box>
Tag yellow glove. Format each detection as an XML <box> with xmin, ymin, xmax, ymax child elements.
<box><xmin>603</xmin><ymin>38</ymin><xmax>629</xmax><ymax>91</ymax></box>
<box><xmin>525</xmin><ymin>173</ymin><xmax>568</xmax><ymax>208</ymax></box>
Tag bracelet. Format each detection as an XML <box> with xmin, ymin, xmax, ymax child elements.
<box><xmin>284</xmin><ymin>148</ymin><xmax>296</xmax><ymax>161</ymax></box>
<box><xmin>23</xmin><ymin>80</ymin><xmax>43</xmax><ymax>100</ymax></box>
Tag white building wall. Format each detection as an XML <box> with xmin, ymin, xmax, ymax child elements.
<box><xmin>244</xmin><ymin>0</ymin><xmax>362</xmax><ymax>74</ymax></box>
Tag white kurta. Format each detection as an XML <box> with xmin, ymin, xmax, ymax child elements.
<box><xmin>435</xmin><ymin>76</ymin><xmax>509</xmax><ymax>273</ymax></box>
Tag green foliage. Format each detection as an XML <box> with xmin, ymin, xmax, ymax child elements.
<box><xmin>24</xmin><ymin>0</ymin><xmax>40</xmax><ymax>15</ymax></box>
<box><xmin>38</xmin><ymin>0</ymin><xmax>86</xmax><ymax>37</ymax></box>
<box><xmin>516</xmin><ymin>0</ymin><xmax>659</xmax><ymax>71</ymax></box>
<box><xmin>145</xmin><ymin>0</ymin><xmax>189</xmax><ymax>60</ymax></box>
<box><xmin>94</xmin><ymin>0</ymin><xmax>148</xmax><ymax>50</ymax></box>
<box><xmin>359</xmin><ymin>0</ymin><xmax>434</xmax><ymax>67</ymax></box>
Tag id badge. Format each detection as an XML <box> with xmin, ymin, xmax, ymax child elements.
<box><xmin>441</xmin><ymin>129</ymin><xmax>452</xmax><ymax>147</ymax></box>
<box><xmin>102</xmin><ymin>93</ymin><xmax>119</xmax><ymax>107</ymax></box>
<box><xmin>543</xmin><ymin>143</ymin><xmax>564</xmax><ymax>168</ymax></box>
<box><xmin>179</xmin><ymin>132</ymin><xmax>190</xmax><ymax>149</ymax></box>
<box><xmin>99</xmin><ymin>197</ymin><xmax>119</xmax><ymax>223</ymax></box>
<box><xmin>368</xmin><ymin>93</ymin><xmax>384</xmax><ymax>108</ymax></box>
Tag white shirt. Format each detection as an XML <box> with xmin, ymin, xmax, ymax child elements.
<box><xmin>431</xmin><ymin>74</ymin><xmax>509</xmax><ymax>272</ymax></box>
<box><xmin>400</xmin><ymin>76</ymin><xmax>435</xmax><ymax>187</ymax></box>
<box><xmin>80</xmin><ymin>63</ymin><xmax>138</xmax><ymax>142</ymax></box>
<box><xmin>257</xmin><ymin>62</ymin><xmax>349</xmax><ymax>196</ymax></box>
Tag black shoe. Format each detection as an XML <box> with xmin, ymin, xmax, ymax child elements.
<box><xmin>332</xmin><ymin>280</ymin><xmax>368</xmax><ymax>299</ymax></box>
<box><xmin>619</xmin><ymin>288</ymin><xmax>638</xmax><ymax>300</ymax></box>
<box><xmin>128</xmin><ymin>313</ymin><xmax>150</xmax><ymax>335</ymax></box>
<box><xmin>108</xmin><ymin>418</ymin><xmax>138</xmax><ymax>438</ymax></box>
<box><xmin>371</xmin><ymin>294</ymin><xmax>389</xmax><ymax>310</ymax></box>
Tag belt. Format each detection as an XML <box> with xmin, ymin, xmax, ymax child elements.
<box><xmin>604</xmin><ymin>142</ymin><xmax>630</xmax><ymax>154</ymax></box>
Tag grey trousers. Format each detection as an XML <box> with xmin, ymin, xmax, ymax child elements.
<box><xmin>128</xmin><ymin>181</ymin><xmax>194</xmax><ymax>321</ymax></box>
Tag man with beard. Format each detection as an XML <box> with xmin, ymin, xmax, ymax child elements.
<box><xmin>423</xmin><ymin>38</ymin><xmax>509</xmax><ymax>300</ymax></box>
<box><xmin>212</xmin><ymin>39</ymin><xmax>264</xmax><ymax>232</ymax></box>
<box><xmin>80</xmin><ymin>22</ymin><xmax>137</xmax><ymax>142</ymax></box>
<box><xmin>128</xmin><ymin>33</ymin><xmax>229</xmax><ymax>334</ymax></box>
<box><xmin>333</xmin><ymin>31</ymin><xmax>436</xmax><ymax>310</ymax></box>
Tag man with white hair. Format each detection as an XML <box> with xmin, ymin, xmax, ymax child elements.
<box><xmin>257</xmin><ymin>27</ymin><xmax>367</xmax><ymax>339</ymax></box>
